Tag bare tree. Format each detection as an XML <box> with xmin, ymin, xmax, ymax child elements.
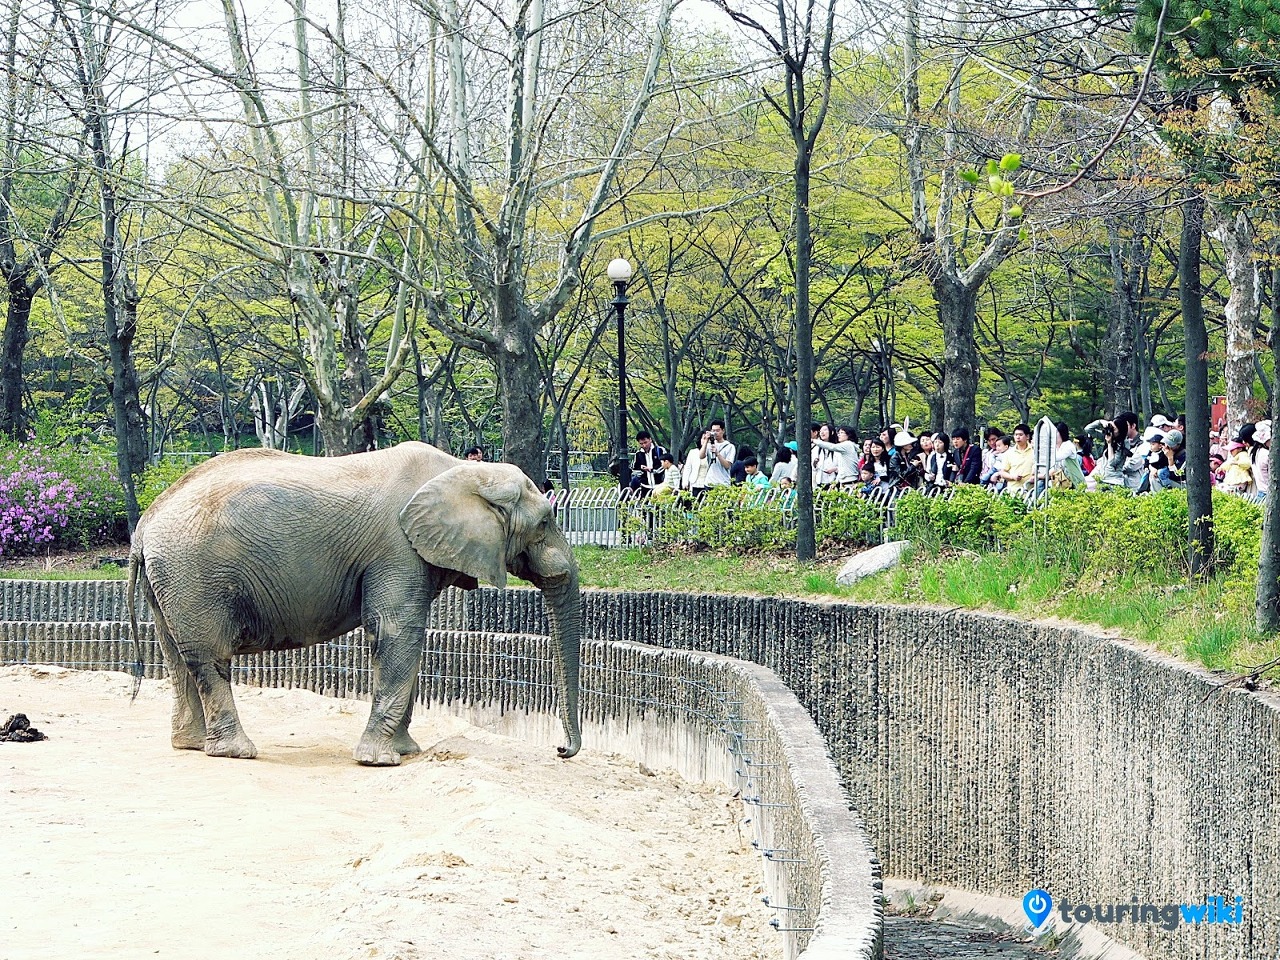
<box><xmin>0</xmin><ymin>0</ymin><xmax>89</xmax><ymax>439</ymax></box>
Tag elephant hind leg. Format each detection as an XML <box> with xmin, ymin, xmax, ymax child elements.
<box><xmin>186</xmin><ymin>654</ymin><xmax>257</xmax><ymax>760</ymax></box>
<box><xmin>151</xmin><ymin>599</ymin><xmax>205</xmax><ymax>750</ymax></box>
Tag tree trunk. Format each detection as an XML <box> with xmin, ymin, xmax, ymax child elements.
<box><xmin>103</xmin><ymin>272</ymin><xmax>146</xmax><ymax>528</ymax></box>
<box><xmin>936</xmin><ymin>273</ymin><xmax>978</xmax><ymax>432</ymax></box>
<box><xmin>0</xmin><ymin>277</ymin><xmax>34</xmax><ymax>439</ymax></box>
<box><xmin>794</xmin><ymin>146</ymin><xmax>816</xmax><ymax>562</ymax></box>
<box><xmin>1259</xmin><ymin>259</ymin><xmax>1280</xmax><ymax>630</ymax></box>
<box><xmin>492</xmin><ymin>303</ymin><xmax>546</xmax><ymax>484</ymax></box>
<box><xmin>1104</xmin><ymin>221</ymin><xmax>1138</xmax><ymax>417</ymax></box>
<box><xmin>1212</xmin><ymin>209</ymin><xmax>1259</xmax><ymax>437</ymax></box>
<box><xmin>1180</xmin><ymin>189</ymin><xmax>1213</xmax><ymax>578</ymax></box>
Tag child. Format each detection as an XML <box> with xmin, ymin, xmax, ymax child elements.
<box><xmin>743</xmin><ymin>456</ymin><xmax>771</xmax><ymax>489</ymax></box>
<box><xmin>1210</xmin><ymin>452</ymin><xmax>1225</xmax><ymax>487</ymax></box>
<box><xmin>1222</xmin><ymin>441</ymin><xmax>1253</xmax><ymax>493</ymax></box>
<box><xmin>858</xmin><ymin>464</ymin><xmax>885</xmax><ymax>498</ymax></box>
<box><xmin>654</xmin><ymin>451</ymin><xmax>681</xmax><ymax>497</ymax></box>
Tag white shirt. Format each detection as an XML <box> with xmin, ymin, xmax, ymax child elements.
<box><xmin>770</xmin><ymin>459</ymin><xmax>797</xmax><ymax>485</ymax></box>
<box><xmin>705</xmin><ymin>440</ymin><xmax>735</xmax><ymax>486</ymax></box>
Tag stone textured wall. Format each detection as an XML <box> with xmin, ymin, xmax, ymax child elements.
<box><xmin>3</xmin><ymin>580</ymin><xmax>1277</xmax><ymax>959</ymax></box>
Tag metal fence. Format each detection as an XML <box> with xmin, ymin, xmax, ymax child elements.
<box><xmin>550</xmin><ymin>482</ymin><xmax>1048</xmax><ymax>549</ymax></box>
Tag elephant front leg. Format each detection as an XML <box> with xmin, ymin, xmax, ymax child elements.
<box><xmin>355</xmin><ymin>642</ymin><xmax>421</xmax><ymax>766</ymax></box>
<box><xmin>390</xmin><ymin>676</ymin><xmax>422</xmax><ymax>758</ymax></box>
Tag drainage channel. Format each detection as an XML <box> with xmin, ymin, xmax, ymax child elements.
<box><xmin>884</xmin><ymin>916</ymin><xmax>1047</xmax><ymax>958</ymax></box>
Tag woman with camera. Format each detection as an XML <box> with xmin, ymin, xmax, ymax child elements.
<box><xmin>1085</xmin><ymin>417</ymin><xmax>1128</xmax><ymax>488</ymax></box>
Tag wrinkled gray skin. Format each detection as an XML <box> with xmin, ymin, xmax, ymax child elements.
<box><xmin>127</xmin><ymin>442</ymin><xmax>581</xmax><ymax>765</ymax></box>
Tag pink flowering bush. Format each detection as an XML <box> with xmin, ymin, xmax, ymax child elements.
<box><xmin>0</xmin><ymin>444</ymin><xmax>126</xmax><ymax>555</ymax></box>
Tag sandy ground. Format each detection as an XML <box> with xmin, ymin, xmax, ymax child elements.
<box><xmin>0</xmin><ymin>665</ymin><xmax>778</xmax><ymax>960</ymax></box>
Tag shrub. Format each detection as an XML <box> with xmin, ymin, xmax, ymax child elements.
<box><xmin>814</xmin><ymin>487</ymin><xmax>883</xmax><ymax>545</ymax></box>
<box><xmin>1211</xmin><ymin>491</ymin><xmax>1263</xmax><ymax>576</ymax></box>
<box><xmin>620</xmin><ymin>485</ymin><xmax>883</xmax><ymax>552</ymax></box>
<box><xmin>0</xmin><ymin>443</ymin><xmax>126</xmax><ymax>554</ymax></box>
<box><xmin>892</xmin><ymin>484</ymin><xmax>1029</xmax><ymax>551</ymax></box>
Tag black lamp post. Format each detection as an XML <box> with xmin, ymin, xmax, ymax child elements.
<box><xmin>607</xmin><ymin>257</ymin><xmax>634</xmax><ymax>488</ymax></box>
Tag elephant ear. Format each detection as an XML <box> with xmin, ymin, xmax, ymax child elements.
<box><xmin>399</xmin><ymin>464</ymin><xmax>524</xmax><ymax>588</ymax></box>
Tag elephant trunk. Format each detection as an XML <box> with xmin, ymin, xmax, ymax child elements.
<box><xmin>540</xmin><ymin>569</ymin><xmax>582</xmax><ymax>759</ymax></box>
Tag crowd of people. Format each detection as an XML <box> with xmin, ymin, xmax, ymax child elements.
<box><xmin>618</xmin><ymin>411</ymin><xmax>1276</xmax><ymax>502</ymax></box>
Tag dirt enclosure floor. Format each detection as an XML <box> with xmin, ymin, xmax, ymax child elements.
<box><xmin>0</xmin><ymin>665</ymin><xmax>778</xmax><ymax>960</ymax></box>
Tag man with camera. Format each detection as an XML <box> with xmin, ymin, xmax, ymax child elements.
<box><xmin>700</xmin><ymin>420</ymin><xmax>736</xmax><ymax>487</ymax></box>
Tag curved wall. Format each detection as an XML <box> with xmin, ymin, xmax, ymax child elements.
<box><xmin>2</xmin><ymin>580</ymin><xmax>1278</xmax><ymax>959</ymax></box>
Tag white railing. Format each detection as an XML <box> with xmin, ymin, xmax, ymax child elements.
<box><xmin>548</xmin><ymin>482</ymin><xmax>1050</xmax><ymax>549</ymax></box>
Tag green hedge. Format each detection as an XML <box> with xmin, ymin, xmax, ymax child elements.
<box><xmin>893</xmin><ymin>486</ymin><xmax>1264</xmax><ymax>580</ymax></box>
<box><xmin>621</xmin><ymin>485</ymin><xmax>884</xmax><ymax>551</ymax></box>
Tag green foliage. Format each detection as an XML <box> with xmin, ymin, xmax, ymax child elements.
<box><xmin>892</xmin><ymin>485</ymin><xmax>1029</xmax><ymax>551</ymax></box>
<box><xmin>621</xmin><ymin>485</ymin><xmax>883</xmax><ymax>552</ymax></box>
<box><xmin>1035</xmin><ymin>487</ymin><xmax>1265</xmax><ymax>579</ymax></box>
<box><xmin>137</xmin><ymin>457</ymin><xmax>206</xmax><ymax>514</ymax></box>
<box><xmin>814</xmin><ymin>487</ymin><xmax>882</xmax><ymax>544</ymax></box>
<box><xmin>1210</xmin><ymin>490</ymin><xmax>1264</xmax><ymax>575</ymax></box>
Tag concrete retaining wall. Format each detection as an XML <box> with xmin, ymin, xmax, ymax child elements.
<box><xmin>2</xmin><ymin>581</ymin><xmax>1277</xmax><ymax>959</ymax></box>
<box><xmin>0</xmin><ymin>585</ymin><xmax>882</xmax><ymax>960</ymax></box>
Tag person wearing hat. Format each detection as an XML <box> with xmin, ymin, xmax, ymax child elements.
<box><xmin>1210</xmin><ymin>450</ymin><xmax>1225</xmax><ymax>487</ymax></box>
<box><xmin>1144</xmin><ymin>429</ymin><xmax>1168</xmax><ymax>491</ymax></box>
<box><xmin>1155</xmin><ymin>429</ymin><xmax>1186</xmax><ymax>489</ymax></box>
<box><xmin>889</xmin><ymin>420</ymin><xmax>923</xmax><ymax>489</ymax></box>
<box><xmin>1253</xmin><ymin>420</ymin><xmax>1272</xmax><ymax>496</ymax></box>
<box><xmin>1222</xmin><ymin>439</ymin><xmax>1253</xmax><ymax>493</ymax></box>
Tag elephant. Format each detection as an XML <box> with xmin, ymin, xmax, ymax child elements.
<box><xmin>126</xmin><ymin>442</ymin><xmax>581</xmax><ymax>765</ymax></box>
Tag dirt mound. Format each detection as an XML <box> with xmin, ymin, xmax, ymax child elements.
<box><xmin>2</xmin><ymin>712</ymin><xmax>46</xmax><ymax>742</ymax></box>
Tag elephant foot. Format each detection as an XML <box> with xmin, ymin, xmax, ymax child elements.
<box><xmin>171</xmin><ymin>733</ymin><xmax>206</xmax><ymax>751</ymax></box>
<box><xmin>354</xmin><ymin>736</ymin><xmax>403</xmax><ymax>766</ymax></box>
<box><xmin>391</xmin><ymin>732</ymin><xmax>421</xmax><ymax>757</ymax></box>
<box><xmin>205</xmin><ymin>731</ymin><xmax>258</xmax><ymax>759</ymax></box>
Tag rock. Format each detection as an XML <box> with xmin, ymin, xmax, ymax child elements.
<box><xmin>836</xmin><ymin>540</ymin><xmax>910</xmax><ymax>586</ymax></box>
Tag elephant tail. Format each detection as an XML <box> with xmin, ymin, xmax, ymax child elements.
<box><xmin>127</xmin><ymin>541</ymin><xmax>145</xmax><ymax>702</ymax></box>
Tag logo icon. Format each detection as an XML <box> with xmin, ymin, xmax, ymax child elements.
<box><xmin>1023</xmin><ymin>888</ymin><xmax>1053</xmax><ymax>930</ymax></box>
